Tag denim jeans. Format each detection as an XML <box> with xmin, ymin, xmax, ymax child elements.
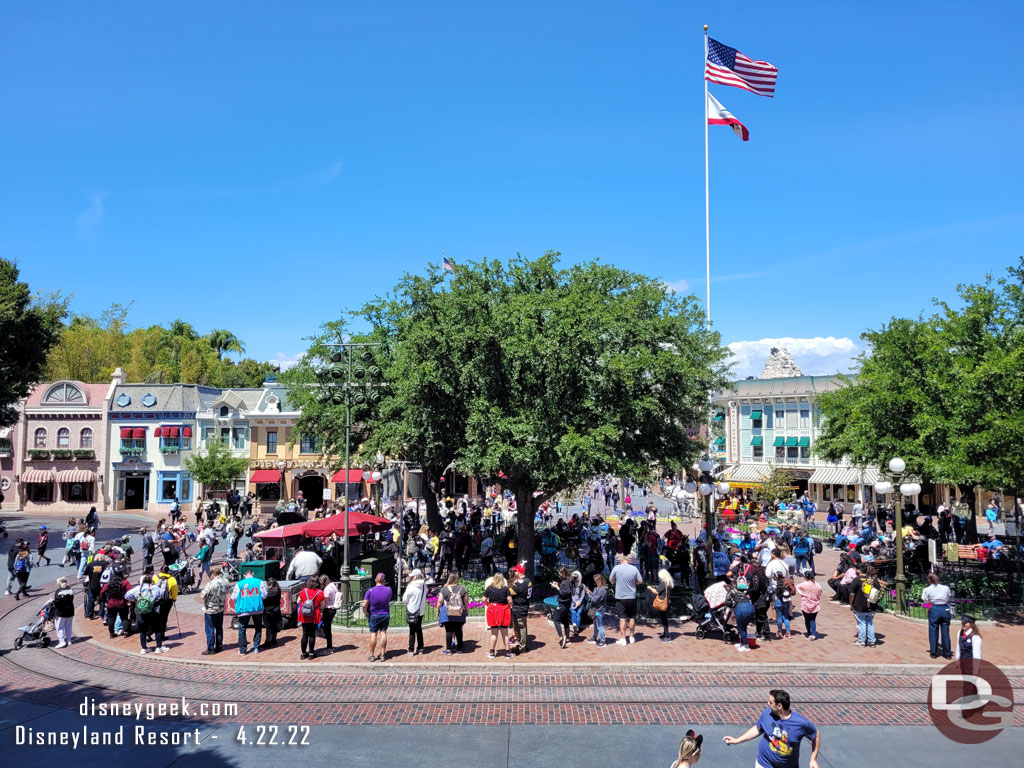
<box><xmin>592</xmin><ymin>609</ymin><xmax>605</xmax><ymax>643</ymax></box>
<box><xmin>802</xmin><ymin>611</ymin><xmax>818</xmax><ymax>637</ymax></box>
<box><xmin>570</xmin><ymin>604</ymin><xmax>583</xmax><ymax>629</ymax></box>
<box><xmin>854</xmin><ymin>611</ymin><xmax>875</xmax><ymax>645</ymax></box>
<box><xmin>204</xmin><ymin>612</ymin><xmax>224</xmax><ymax>651</ymax></box>
<box><xmin>928</xmin><ymin>605</ymin><xmax>951</xmax><ymax>656</ymax></box>
<box><xmin>795</xmin><ymin>555</ymin><xmax>808</xmax><ymax>573</ymax></box>
<box><xmin>775</xmin><ymin>601</ymin><xmax>791</xmax><ymax>635</ymax></box>
<box><xmin>734</xmin><ymin>601</ymin><xmax>755</xmax><ymax>646</ymax></box>
<box><xmin>237</xmin><ymin>613</ymin><xmax>263</xmax><ymax>652</ymax></box>
<box><xmin>84</xmin><ymin>589</ymin><xmax>99</xmax><ymax>619</ymax></box>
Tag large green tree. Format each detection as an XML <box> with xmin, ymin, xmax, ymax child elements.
<box><xmin>356</xmin><ymin>253</ymin><xmax>729</xmax><ymax>571</ymax></box>
<box><xmin>0</xmin><ymin>259</ymin><xmax>67</xmax><ymax>426</ymax></box>
<box><xmin>816</xmin><ymin>259</ymin><xmax>1024</xmax><ymax>542</ymax></box>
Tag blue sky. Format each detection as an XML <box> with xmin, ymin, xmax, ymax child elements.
<box><xmin>3</xmin><ymin>2</ymin><xmax>1022</xmax><ymax>378</ymax></box>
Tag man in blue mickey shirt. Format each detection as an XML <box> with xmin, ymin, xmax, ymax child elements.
<box><xmin>724</xmin><ymin>688</ymin><xmax>821</xmax><ymax>768</ymax></box>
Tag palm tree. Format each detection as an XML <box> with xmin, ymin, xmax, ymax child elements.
<box><xmin>207</xmin><ymin>329</ymin><xmax>246</xmax><ymax>361</ymax></box>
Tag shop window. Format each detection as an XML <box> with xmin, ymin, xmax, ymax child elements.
<box><xmin>57</xmin><ymin>428</ymin><xmax>70</xmax><ymax>448</ymax></box>
<box><xmin>299</xmin><ymin>434</ymin><xmax>319</xmax><ymax>454</ymax></box>
<box><xmin>181</xmin><ymin>473</ymin><xmax>192</xmax><ymax>501</ymax></box>
<box><xmin>266</xmin><ymin>431</ymin><xmax>278</xmax><ymax>454</ymax></box>
<box><xmin>64</xmin><ymin>483</ymin><xmax>93</xmax><ymax>502</ymax></box>
<box><xmin>257</xmin><ymin>483</ymin><xmax>280</xmax><ymax>501</ymax></box>
<box><xmin>823</xmin><ymin>485</ymin><xmax>831</xmax><ymax>501</ymax></box>
<box><xmin>34</xmin><ymin>428</ymin><xmax>47</xmax><ymax>448</ymax></box>
<box><xmin>29</xmin><ymin>483</ymin><xmax>53</xmax><ymax>502</ymax></box>
<box><xmin>847</xmin><ymin>486</ymin><xmax>856</xmax><ymax>503</ymax></box>
<box><xmin>80</xmin><ymin>428</ymin><xmax>93</xmax><ymax>448</ymax></box>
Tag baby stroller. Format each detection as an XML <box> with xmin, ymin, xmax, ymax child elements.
<box><xmin>15</xmin><ymin>600</ymin><xmax>54</xmax><ymax>649</ymax></box>
<box><xmin>169</xmin><ymin>559</ymin><xmax>197</xmax><ymax>593</ymax></box>
<box><xmin>687</xmin><ymin>587</ymin><xmax>738</xmax><ymax>644</ymax></box>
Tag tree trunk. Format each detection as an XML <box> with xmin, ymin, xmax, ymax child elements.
<box><xmin>421</xmin><ymin>476</ymin><xmax>442</xmax><ymax>533</ymax></box>
<box><xmin>514</xmin><ymin>486</ymin><xmax>538</xmax><ymax>577</ymax></box>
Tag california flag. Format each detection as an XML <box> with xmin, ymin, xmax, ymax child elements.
<box><xmin>707</xmin><ymin>91</ymin><xmax>749</xmax><ymax>141</ymax></box>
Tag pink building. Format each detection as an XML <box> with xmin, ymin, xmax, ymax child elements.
<box><xmin>0</xmin><ymin>421</ymin><xmax>15</xmax><ymax>510</ymax></box>
<box><xmin>15</xmin><ymin>380</ymin><xmax>113</xmax><ymax>513</ymax></box>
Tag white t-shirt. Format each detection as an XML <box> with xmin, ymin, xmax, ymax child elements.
<box><xmin>766</xmin><ymin>559</ymin><xmax>788</xmax><ymax>582</ymax></box>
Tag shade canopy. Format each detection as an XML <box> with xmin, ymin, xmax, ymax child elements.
<box><xmin>132</xmin><ymin>428</ymin><xmax>145</xmax><ymax>439</ymax></box>
<box><xmin>120</xmin><ymin>427</ymin><xmax>132</xmax><ymax>438</ymax></box>
<box><xmin>302</xmin><ymin>510</ymin><xmax>392</xmax><ymax>539</ymax></box>
<box><xmin>182</xmin><ymin>426</ymin><xmax>193</xmax><ymax>437</ymax></box>
<box><xmin>22</xmin><ymin>469</ymin><xmax>56</xmax><ymax>484</ymax></box>
<box><xmin>154</xmin><ymin>427</ymin><xmax>163</xmax><ymax>437</ymax></box>
<box><xmin>253</xmin><ymin>522</ymin><xmax>309</xmax><ymax>542</ymax></box>
<box><xmin>750</xmin><ymin>410</ymin><xmax>762</xmax><ymax>420</ymax></box>
<box><xmin>250</xmin><ymin>469</ymin><xmax>282</xmax><ymax>483</ymax></box>
<box><xmin>330</xmin><ymin>469</ymin><xmax>365</xmax><ymax>484</ymax></box>
<box><xmin>750</xmin><ymin>436</ymin><xmax>763</xmax><ymax>446</ymax></box>
<box><xmin>57</xmin><ymin>469</ymin><xmax>97</xmax><ymax>483</ymax></box>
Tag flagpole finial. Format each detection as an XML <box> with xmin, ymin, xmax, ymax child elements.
<box><xmin>703</xmin><ymin>24</ymin><xmax>709</xmax><ymax>31</ymax></box>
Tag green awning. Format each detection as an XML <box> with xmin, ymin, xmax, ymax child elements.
<box><xmin>750</xmin><ymin>436</ymin><xmax>763</xmax><ymax>446</ymax></box>
<box><xmin>712</xmin><ymin>413</ymin><xmax>724</xmax><ymax>422</ymax></box>
<box><xmin>750</xmin><ymin>410</ymin><xmax>762</xmax><ymax>420</ymax></box>
<box><xmin>797</xmin><ymin>437</ymin><xmax>810</xmax><ymax>447</ymax></box>
<box><xmin>785</xmin><ymin>436</ymin><xmax>799</xmax><ymax>447</ymax></box>
<box><xmin>772</xmin><ymin>437</ymin><xmax>785</xmax><ymax>447</ymax></box>
<box><xmin>713</xmin><ymin>437</ymin><xmax>725</xmax><ymax>447</ymax></box>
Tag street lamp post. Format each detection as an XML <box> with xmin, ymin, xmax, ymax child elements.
<box><xmin>696</xmin><ymin>458</ymin><xmax>727</xmax><ymax>587</ymax></box>
<box><xmin>874</xmin><ymin>457</ymin><xmax>921</xmax><ymax>614</ymax></box>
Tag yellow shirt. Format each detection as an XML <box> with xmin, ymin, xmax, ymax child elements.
<box><xmin>429</xmin><ymin>535</ymin><xmax>440</xmax><ymax>554</ymax></box>
<box><xmin>154</xmin><ymin>573</ymin><xmax>179</xmax><ymax>601</ymax></box>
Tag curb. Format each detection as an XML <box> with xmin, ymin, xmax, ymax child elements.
<box><xmin>85</xmin><ymin>639</ymin><xmax>1024</xmax><ymax>676</ymax></box>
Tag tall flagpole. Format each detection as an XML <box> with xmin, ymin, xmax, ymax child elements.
<box><xmin>703</xmin><ymin>24</ymin><xmax>711</xmax><ymax>331</ymax></box>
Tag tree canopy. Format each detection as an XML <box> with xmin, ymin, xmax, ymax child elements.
<box><xmin>816</xmin><ymin>259</ymin><xmax>1024</xmax><ymax>534</ymax></box>
<box><xmin>185</xmin><ymin>438</ymin><xmax>250</xmax><ymax>493</ymax></box>
<box><xmin>0</xmin><ymin>259</ymin><xmax>67</xmax><ymax>426</ymax></box>
<box><xmin>352</xmin><ymin>252</ymin><xmax>730</xmax><ymax>570</ymax></box>
<box><xmin>43</xmin><ymin>303</ymin><xmax>277</xmax><ymax>387</ymax></box>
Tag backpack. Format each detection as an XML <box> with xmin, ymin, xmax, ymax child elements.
<box><xmin>106</xmin><ymin>580</ymin><xmax>126</xmax><ymax>604</ymax></box>
<box><xmin>161</xmin><ymin>538</ymin><xmax>172</xmax><ymax>554</ymax></box>
<box><xmin>866</xmin><ymin>580</ymin><xmax>882</xmax><ymax>605</ymax></box>
<box><xmin>444</xmin><ymin>587</ymin><xmax>464</xmax><ymax>614</ymax></box>
<box><xmin>813</xmin><ymin>538</ymin><xmax>823</xmax><ymax>555</ymax></box>
<box><xmin>300</xmin><ymin>591</ymin><xmax>317</xmax><ymax>619</ymax></box>
<box><xmin>136</xmin><ymin>588</ymin><xmax>155</xmax><ymax>615</ymax></box>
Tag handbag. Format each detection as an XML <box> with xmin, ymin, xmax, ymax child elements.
<box><xmin>653</xmin><ymin>592</ymin><xmax>668</xmax><ymax>612</ymax></box>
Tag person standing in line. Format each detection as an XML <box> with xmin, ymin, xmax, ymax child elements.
<box><xmin>723</xmin><ymin>688</ymin><xmax>822</xmax><ymax>768</ymax></box>
<box><xmin>550</xmin><ymin>567</ymin><xmax>573</xmax><ymax>649</ymax></box>
<box><xmin>479</xmin><ymin>528</ymin><xmax>495</xmax><ymax>576</ymax></box>
<box><xmin>362</xmin><ymin>572</ymin><xmax>393</xmax><ymax>662</ymax></box>
<box><xmin>484</xmin><ymin>572</ymin><xmax>513</xmax><ymax>658</ymax></box>
<box><xmin>610</xmin><ymin>554</ymin><xmax>643</xmax><ymax>645</ymax></box>
<box><xmin>319</xmin><ymin>575</ymin><xmax>339</xmax><ymax>654</ymax></box>
<box><xmin>440</xmin><ymin>573</ymin><xmax>469</xmax><ymax>655</ymax></box>
<box><xmin>233</xmin><ymin>569</ymin><xmax>267</xmax><ymax>655</ymax></box>
<box><xmin>587</xmin><ymin>573</ymin><xmax>608</xmax><ymax>647</ymax></box>
<box><xmin>508</xmin><ymin>564</ymin><xmax>532</xmax><ymax>654</ymax></box>
<box><xmin>139</xmin><ymin>527</ymin><xmax>155</xmax><ymax>569</ymax></box>
<box><xmin>36</xmin><ymin>525</ymin><xmax>51</xmax><ymax>567</ymax></box>
<box><xmin>262</xmin><ymin>578</ymin><xmax>282</xmax><ymax>648</ymax></box>
<box><xmin>200</xmin><ymin>566</ymin><xmax>230</xmax><ymax>655</ymax></box>
<box><xmin>153</xmin><ymin>566</ymin><xmax>179</xmax><ymax>647</ymax></box>
<box><xmin>922</xmin><ymin>572</ymin><xmax>952</xmax><ymax>659</ymax></box>
<box><xmin>647</xmin><ymin>568</ymin><xmax>673</xmax><ymax>641</ymax></box>
<box><xmin>569</xmin><ymin>570</ymin><xmax>586</xmax><ymax>635</ymax></box>
<box><xmin>795</xmin><ymin>570</ymin><xmax>822</xmax><ymax>640</ymax></box>
<box><xmin>52</xmin><ymin>576</ymin><xmax>76</xmax><ymax>648</ymax></box>
<box><xmin>126</xmin><ymin>568</ymin><xmax>168</xmax><ymax>654</ymax></box>
<box><xmin>849</xmin><ymin>565</ymin><xmax>880</xmax><ymax>648</ymax></box>
<box><xmin>101</xmin><ymin>565</ymin><xmax>132</xmax><ymax>639</ymax></box>
<box><xmin>297</xmin><ymin>575</ymin><xmax>325</xmax><ymax>660</ymax></box>
<box><xmin>402</xmin><ymin>569</ymin><xmax>427</xmax><ymax>655</ymax></box>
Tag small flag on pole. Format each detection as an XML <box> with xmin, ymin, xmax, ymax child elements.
<box><xmin>705</xmin><ymin>38</ymin><xmax>778</xmax><ymax>97</ymax></box>
<box><xmin>707</xmin><ymin>92</ymin><xmax>749</xmax><ymax>141</ymax></box>
<box><xmin>442</xmin><ymin>255</ymin><xmax>455</xmax><ymax>272</ymax></box>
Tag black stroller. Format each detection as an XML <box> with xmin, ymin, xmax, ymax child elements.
<box><xmin>686</xmin><ymin>592</ymin><xmax>738</xmax><ymax>644</ymax></box>
<box><xmin>169</xmin><ymin>559</ymin><xmax>197</xmax><ymax>593</ymax></box>
<box><xmin>15</xmin><ymin>600</ymin><xmax>54</xmax><ymax>649</ymax></box>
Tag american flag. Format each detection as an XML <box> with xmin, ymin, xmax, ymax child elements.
<box><xmin>442</xmin><ymin>254</ymin><xmax>454</xmax><ymax>272</ymax></box>
<box><xmin>705</xmin><ymin>38</ymin><xmax>778</xmax><ymax>98</ymax></box>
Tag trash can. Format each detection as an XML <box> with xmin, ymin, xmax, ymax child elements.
<box><xmin>352</xmin><ymin>552</ymin><xmax>396</xmax><ymax>591</ymax></box>
<box><xmin>239</xmin><ymin>560</ymin><xmax>281</xmax><ymax>581</ymax></box>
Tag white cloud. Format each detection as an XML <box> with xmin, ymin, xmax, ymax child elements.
<box><xmin>726</xmin><ymin>336</ymin><xmax>861</xmax><ymax>379</ymax></box>
<box><xmin>268</xmin><ymin>352</ymin><xmax>303</xmax><ymax>371</ymax></box>
<box><xmin>76</xmin><ymin>193</ymin><xmax>105</xmax><ymax>238</ymax></box>
<box><xmin>663</xmin><ymin>278</ymin><xmax>690</xmax><ymax>294</ymax></box>
<box><xmin>314</xmin><ymin>160</ymin><xmax>344</xmax><ymax>185</ymax></box>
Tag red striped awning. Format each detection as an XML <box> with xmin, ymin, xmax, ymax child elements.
<box><xmin>132</xmin><ymin>428</ymin><xmax>145</xmax><ymax>439</ymax></box>
<box><xmin>182</xmin><ymin>426</ymin><xmax>193</xmax><ymax>437</ymax></box>
<box><xmin>120</xmin><ymin>427</ymin><xmax>132</xmax><ymax>438</ymax></box>
<box><xmin>154</xmin><ymin>427</ymin><xmax>163</xmax><ymax>437</ymax></box>
<box><xmin>57</xmin><ymin>469</ymin><xmax>97</xmax><ymax>484</ymax></box>
<box><xmin>330</xmin><ymin>469</ymin><xmax>365</xmax><ymax>484</ymax></box>
<box><xmin>22</xmin><ymin>469</ymin><xmax>56</xmax><ymax>484</ymax></box>
<box><xmin>250</xmin><ymin>469</ymin><xmax>282</xmax><ymax>483</ymax></box>
<box><xmin>167</xmin><ymin>426</ymin><xmax>180</xmax><ymax>437</ymax></box>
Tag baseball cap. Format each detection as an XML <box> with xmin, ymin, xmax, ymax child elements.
<box><xmin>40</xmin><ymin>525</ymin><xmax>47</xmax><ymax>530</ymax></box>
<box><xmin>511</xmin><ymin>564</ymin><xmax>525</xmax><ymax>574</ymax></box>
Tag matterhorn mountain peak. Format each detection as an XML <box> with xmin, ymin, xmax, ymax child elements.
<box><xmin>759</xmin><ymin>346</ymin><xmax>803</xmax><ymax>379</ymax></box>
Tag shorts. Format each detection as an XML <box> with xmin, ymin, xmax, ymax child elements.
<box><xmin>616</xmin><ymin>598</ymin><xmax>637</xmax><ymax>619</ymax></box>
<box><xmin>368</xmin><ymin>614</ymin><xmax>390</xmax><ymax>633</ymax></box>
